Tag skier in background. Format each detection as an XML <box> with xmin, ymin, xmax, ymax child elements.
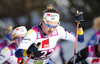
<box><xmin>0</xmin><ymin>26</ymin><xmax>14</xmax><ymax>51</ymax></box>
<box><xmin>87</xmin><ymin>16</ymin><xmax>100</xmax><ymax>46</ymax></box>
<box><xmin>68</xmin><ymin>37</ymin><xmax>100</xmax><ymax>64</ymax></box>
<box><xmin>0</xmin><ymin>25</ymin><xmax>27</xmax><ymax>64</ymax></box>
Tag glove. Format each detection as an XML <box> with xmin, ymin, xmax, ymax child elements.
<box><xmin>75</xmin><ymin>10</ymin><xmax>84</xmax><ymax>28</ymax></box>
<box><xmin>75</xmin><ymin>10</ymin><xmax>84</xmax><ymax>22</ymax></box>
<box><xmin>27</xmin><ymin>42</ymin><xmax>41</xmax><ymax>55</ymax></box>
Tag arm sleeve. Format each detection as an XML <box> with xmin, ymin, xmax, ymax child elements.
<box><xmin>78</xmin><ymin>30</ymin><xmax>84</xmax><ymax>43</ymax></box>
<box><xmin>0</xmin><ymin>46</ymin><xmax>11</xmax><ymax>63</ymax></box>
<box><xmin>15</xmin><ymin>29</ymin><xmax>37</xmax><ymax>58</ymax></box>
<box><xmin>58</xmin><ymin>26</ymin><xmax>84</xmax><ymax>43</ymax></box>
<box><xmin>68</xmin><ymin>47</ymin><xmax>88</xmax><ymax>64</ymax></box>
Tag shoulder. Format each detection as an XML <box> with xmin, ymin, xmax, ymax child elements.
<box><xmin>56</xmin><ymin>26</ymin><xmax>67</xmax><ymax>31</ymax></box>
<box><xmin>26</xmin><ymin>27</ymin><xmax>38</xmax><ymax>36</ymax></box>
<box><xmin>28</xmin><ymin>26</ymin><xmax>39</xmax><ymax>34</ymax></box>
<box><xmin>8</xmin><ymin>43</ymin><xmax>16</xmax><ymax>49</ymax></box>
<box><xmin>31</xmin><ymin>25</ymin><xmax>40</xmax><ymax>32</ymax></box>
<box><xmin>56</xmin><ymin>26</ymin><xmax>64</xmax><ymax>29</ymax></box>
<box><xmin>1</xmin><ymin>46</ymin><xmax>10</xmax><ymax>53</ymax></box>
<box><xmin>0</xmin><ymin>40</ymin><xmax>7</xmax><ymax>48</ymax></box>
<box><xmin>0</xmin><ymin>40</ymin><xmax>6</xmax><ymax>44</ymax></box>
<box><xmin>23</xmin><ymin>26</ymin><xmax>38</xmax><ymax>40</ymax></box>
<box><xmin>56</xmin><ymin>26</ymin><xmax>71</xmax><ymax>34</ymax></box>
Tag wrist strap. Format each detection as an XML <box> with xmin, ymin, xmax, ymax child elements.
<box><xmin>79</xmin><ymin>23</ymin><xmax>82</xmax><ymax>28</ymax></box>
<box><xmin>23</xmin><ymin>49</ymin><xmax>28</xmax><ymax>56</ymax></box>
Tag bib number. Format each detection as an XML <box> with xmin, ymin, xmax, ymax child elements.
<box><xmin>34</xmin><ymin>49</ymin><xmax>54</xmax><ymax>60</ymax></box>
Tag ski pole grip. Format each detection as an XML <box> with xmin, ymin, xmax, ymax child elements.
<box><xmin>25</xmin><ymin>42</ymin><xmax>41</xmax><ymax>64</ymax></box>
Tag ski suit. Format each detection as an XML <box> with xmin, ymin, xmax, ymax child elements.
<box><xmin>87</xmin><ymin>31</ymin><xmax>100</xmax><ymax>46</ymax></box>
<box><xmin>15</xmin><ymin>24</ymin><xmax>84</xmax><ymax>64</ymax></box>
<box><xmin>68</xmin><ymin>45</ymin><xmax>100</xmax><ymax>64</ymax></box>
<box><xmin>0</xmin><ymin>43</ymin><xmax>23</xmax><ymax>64</ymax></box>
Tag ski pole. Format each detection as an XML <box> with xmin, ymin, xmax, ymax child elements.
<box><xmin>73</xmin><ymin>10</ymin><xmax>79</xmax><ymax>64</ymax></box>
<box><xmin>25</xmin><ymin>53</ymin><xmax>33</xmax><ymax>64</ymax></box>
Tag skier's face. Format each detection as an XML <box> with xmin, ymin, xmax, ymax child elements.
<box><xmin>14</xmin><ymin>33</ymin><xmax>26</xmax><ymax>46</ymax></box>
<box><xmin>41</xmin><ymin>20</ymin><xmax>59</xmax><ymax>36</ymax></box>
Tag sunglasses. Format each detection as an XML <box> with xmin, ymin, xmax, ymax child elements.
<box><xmin>15</xmin><ymin>37</ymin><xmax>24</xmax><ymax>42</ymax></box>
<box><xmin>44</xmin><ymin>20</ymin><xmax>59</xmax><ymax>28</ymax></box>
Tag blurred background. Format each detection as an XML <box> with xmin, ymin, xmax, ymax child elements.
<box><xmin>0</xmin><ymin>0</ymin><xmax>100</xmax><ymax>64</ymax></box>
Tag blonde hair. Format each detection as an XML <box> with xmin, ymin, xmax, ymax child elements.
<box><xmin>44</xmin><ymin>4</ymin><xmax>58</xmax><ymax>13</ymax></box>
<box><xmin>47</xmin><ymin>4</ymin><xmax>53</xmax><ymax>9</ymax></box>
<box><xmin>7</xmin><ymin>26</ymin><xmax>13</xmax><ymax>34</ymax></box>
<box><xmin>93</xmin><ymin>16</ymin><xmax>100</xmax><ymax>30</ymax></box>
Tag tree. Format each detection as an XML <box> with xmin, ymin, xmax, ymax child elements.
<box><xmin>0</xmin><ymin>0</ymin><xmax>56</xmax><ymax>29</ymax></box>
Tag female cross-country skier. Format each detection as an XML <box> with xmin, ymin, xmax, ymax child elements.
<box><xmin>0</xmin><ymin>25</ymin><xmax>27</xmax><ymax>64</ymax></box>
<box><xmin>68</xmin><ymin>37</ymin><xmax>100</xmax><ymax>64</ymax></box>
<box><xmin>15</xmin><ymin>4</ymin><xmax>84</xmax><ymax>64</ymax></box>
<box><xmin>87</xmin><ymin>16</ymin><xmax>100</xmax><ymax>46</ymax></box>
<box><xmin>0</xmin><ymin>26</ymin><xmax>14</xmax><ymax>51</ymax></box>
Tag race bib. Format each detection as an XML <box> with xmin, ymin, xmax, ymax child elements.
<box><xmin>34</xmin><ymin>60</ymin><xmax>43</xmax><ymax>64</ymax></box>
